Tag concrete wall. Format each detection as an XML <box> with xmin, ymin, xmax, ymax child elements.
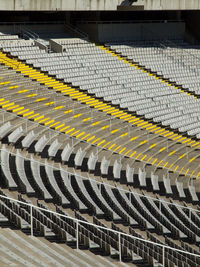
<box><xmin>145</xmin><ymin>0</ymin><xmax>200</xmax><ymax>10</ymax></box>
<box><xmin>34</xmin><ymin>40</ymin><xmax>48</xmax><ymax>51</ymax></box>
<box><xmin>0</xmin><ymin>0</ymin><xmax>200</xmax><ymax>11</ymax></box>
<box><xmin>184</xmin><ymin>11</ymin><xmax>200</xmax><ymax>43</ymax></box>
<box><xmin>50</xmin><ymin>39</ymin><xmax>63</xmax><ymax>52</ymax></box>
<box><xmin>0</xmin><ymin>24</ymin><xmax>67</xmax><ymax>35</ymax></box>
<box><xmin>78</xmin><ymin>22</ymin><xmax>185</xmax><ymax>42</ymax></box>
<box><xmin>0</xmin><ymin>0</ymin><xmax>121</xmax><ymax>11</ymax></box>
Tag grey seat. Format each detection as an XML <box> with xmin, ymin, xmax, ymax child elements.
<box><xmin>8</xmin><ymin>126</ymin><xmax>24</xmax><ymax>143</ymax></box>
<box><xmin>0</xmin><ymin>122</ymin><xmax>13</xmax><ymax>139</ymax></box>
<box><xmin>0</xmin><ymin>145</ymin><xmax>17</xmax><ymax>189</ymax></box>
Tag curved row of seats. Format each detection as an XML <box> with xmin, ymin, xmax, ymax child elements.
<box><xmin>0</xmin><ymin>56</ymin><xmax>199</xmax><ymax>197</ymax></box>
<box><xmin>0</xmin><ymin>153</ymin><xmax>200</xmax><ymax>266</ymax></box>
<box><xmin>3</xmin><ymin>37</ymin><xmax>200</xmax><ymax>139</ymax></box>
<box><xmin>0</xmin><ymin>60</ymin><xmax>199</xmax><ymax>183</ymax></box>
<box><xmin>0</xmin><ymin>32</ymin><xmax>200</xmax><ymax>266</ymax></box>
<box><xmin>1</xmin><ymin>119</ymin><xmax>199</xmax><ymax>203</ymax></box>
<box><xmin>1</xmin><ymin>144</ymin><xmax>200</xmax><ymax>245</ymax></box>
<box><xmin>108</xmin><ymin>41</ymin><xmax>200</xmax><ymax>138</ymax></box>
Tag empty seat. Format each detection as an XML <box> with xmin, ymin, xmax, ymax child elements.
<box><xmin>0</xmin><ymin>145</ymin><xmax>17</xmax><ymax>189</ymax></box>
<box><xmin>61</xmin><ymin>143</ymin><xmax>73</xmax><ymax>162</ymax></box>
<box><xmin>113</xmin><ymin>160</ymin><xmax>122</xmax><ymax>179</ymax></box>
<box><xmin>30</xmin><ymin>156</ymin><xmax>53</xmax><ymax>201</ymax></box>
<box><xmin>74</xmin><ymin>148</ymin><xmax>86</xmax><ymax>167</ymax></box>
<box><xmin>151</xmin><ymin>172</ymin><xmax>159</xmax><ymax>191</ymax></box>
<box><xmin>126</xmin><ymin>164</ymin><xmax>134</xmax><ymax>184</ymax></box>
<box><xmin>0</xmin><ymin>122</ymin><xmax>13</xmax><ymax>139</ymax></box>
<box><xmin>8</xmin><ymin>126</ymin><xmax>24</xmax><ymax>143</ymax></box>
<box><xmin>35</xmin><ymin>135</ymin><xmax>49</xmax><ymax>153</ymax></box>
<box><xmin>22</xmin><ymin>130</ymin><xmax>38</xmax><ymax>148</ymax></box>
<box><xmin>163</xmin><ymin>175</ymin><xmax>173</xmax><ymax>195</ymax></box>
<box><xmin>87</xmin><ymin>152</ymin><xmax>98</xmax><ymax>171</ymax></box>
<box><xmin>138</xmin><ymin>168</ymin><xmax>146</xmax><ymax>187</ymax></box>
<box><xmin>15</xmin><ymin>150</ymin><xmax>35</xmax><ymax>195</ymax></box>
<box><xmin>48</xmin><ymin>139</ymin><xmax>61</xmax><ymax>157</ymax></box>
<box><xmin>100</xmin><ymin>156</ymin><xmax>110</xmax><ymax>175</ymax></box>
<box><xmin>176</xmin><ymin>180</ymin><xmax>186</xmax><ymax>199</ymax></box>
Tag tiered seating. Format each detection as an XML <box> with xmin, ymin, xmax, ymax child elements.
<box><xmin>0</xmin><ymin>226</ymin><xmax>105</xmax><ymax>267</ymax></box>
<box><xmin>3</xmin><ymin>36</ymin><xmax>200</xmax><ymax>139</ymax></box>
<box><xmin>108</xmin><ymin>41</ymin><xmax>200</xmax><ymax>138</ymax></box>
<box><xmin>1</xmin><ymin>152</ymin><xmax>200</xmax><ymax>266</ymax></box>
<box><xmin>0</xmin><ymin>33</ymin><xmax>19</xmax><ymax>40</ymax></box>
<box><xmin>0</xmin><ymin>32</ymin><xmax>200</xmax><ymax>266</ymax></box>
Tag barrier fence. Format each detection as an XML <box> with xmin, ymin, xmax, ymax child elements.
<box><xmin>0</xmin><ymin>193</ymin><xmax>200</xmax><ymax>266</ymax></box>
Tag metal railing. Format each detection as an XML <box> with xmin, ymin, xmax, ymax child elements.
<box><xmin>20</xmin><ymin>26</ymin><xmax>39</xmax><ymax>40</ymax></box>
<box><xmin>0</xmin><ymin>48</ymin><xmax>197</xmax><ymax>179</ymax></box>
<box><xmin>64</xmin><ymin>23</ymin><xmax>88</xmax><ymax>40</ymax></box>
<box><xmin>0</xmin><ymin>192</ymin><xmax>199</xmax><ymax>265</ymax></box>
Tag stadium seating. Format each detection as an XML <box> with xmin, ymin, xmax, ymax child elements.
<box><xmin>0</xmin><ymin>31</ymin><xmax>200</xmax><ymax>266</ymax></box>
<box><xmin>3</xmin><ymin>36</ymin><xmax>200</xmax><ymax>139</ymax></box>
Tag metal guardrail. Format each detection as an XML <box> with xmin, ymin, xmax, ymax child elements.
<box><xmin>64</xmin><ymin>23</ymin><xmax>88</xmax><ymax>40</ymax></box>
<box><xmin>0</xmin><ymin>187</ymin><xmax>199</xmax><ymax>265</ymax></box>
<box><xmin>20</xmin><ymin>26</ymin><xmax>39</xmax><ymax>40</ymax></box>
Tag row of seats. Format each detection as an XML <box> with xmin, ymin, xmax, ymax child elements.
<box><xmin>0</xmin><ymin>119</ymin><xmax>198</xmax><ymax>203</ymax></box>
<box><xmin>0</xmin><ymin>189</ymin><xmax>198</xmax><ymax>267</ymax></box>
<box><xmin>0</xmin><ymin>32</ymin><xmax>200</xmax><ymax>266</ymax></box>
<box><xmin>1</xmin><ymin>144</ymin><xmax>200</xmax><ymax>246</ymax></box>
<box><xmin>107</xmin><ymin>41</ymin><xmax>200</xmax><ymax>137</ymax></box>
<box><xmin>3</xmin><ymin>36</ymin><xmax>200</xmax><ymax>138</ymax></box>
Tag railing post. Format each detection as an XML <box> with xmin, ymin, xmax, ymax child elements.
<box><xmin>163</xmin><ymin>246</ymin><xmax>165</xmax><ymax>267</ymax></box>
<box><xmin>189</xmin><ymin>208</ymin><xmax>191</xmax><ymax>228</ymax></box>
<box><xmin>30</xmin><ymin>205</ymin><xmax>33</xmax><ymax>237</ymax></box>
<box><xmin>159</xmin><ymin>200</ymin><xmax>161</xmax><ymax>212</ymax></box>
<box><xmin>76</xmin><ymin>220</ymin><xmax>79</xmax><ymax>250</ymax></box>
<box><xmin>119</xmin><ymin>232</ymin><xmax>121</xmax><ymax>262</ymax></box>
<box><xmin>25</xmin><ymin>119</ymin><xmax>28</xmax><ymax>133</ymax></box>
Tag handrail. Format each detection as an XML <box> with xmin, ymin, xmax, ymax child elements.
<box><xmin>64</xmin><ymin>23</ymin><xmax>88</xmax><ymax>40</ymax></box>
<box><xmin>0</xmin><ymin>192</ymin><xmax>199</xmax><ymax>264</ymax></box>
<box><xmin>20</xmin><ymin>26</ymin><xmax>39</xmax><ymax>40</ymax></box>
<box><xmin>0</xmin><ymin>49</ymin><xmax>198</xmax><ymax>179</ymax></box>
